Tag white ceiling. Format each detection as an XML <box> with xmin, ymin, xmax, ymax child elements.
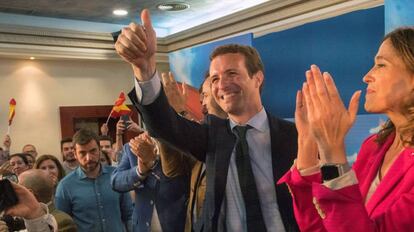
<box><xmin>0</xmin><ymin>0</ymin><xmax>383</xmax><ymax>61</ymax></box>
<box><xmin>0</xmin><ymin>0</ymin><xmax>272</xmax><ymax>37</ymax></box>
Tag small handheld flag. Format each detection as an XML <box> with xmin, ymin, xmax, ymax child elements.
<box><xmin>106</xmin><ymin>92</ymin><xmax>131</xmax><ymax>124</ymax></box>
<box><xmin>8</xmin><ymin>98</ymin><xmax>16</xmax><ymax>134</ymax></box>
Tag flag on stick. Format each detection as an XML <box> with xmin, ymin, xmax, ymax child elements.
<box><xmin>8</xmin><ymin>98</ymin><xmax>16</xmax><ymax>126</ymax></box>
<box><xmin>7</xmin><ymin>98</ymin><xmax>16</xmax><ymax>134</ymax></box>
<box><xmin>106</xmin><ymin>92</ymin><xmax>131</xmax><ymax>124</ymax></box>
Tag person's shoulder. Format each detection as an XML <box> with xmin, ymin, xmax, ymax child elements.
<box><xmin>360</xmin><ymin>134</ymin><xmax>381</xmax><ymax>150</ymax></box>
<box><xmin>204</xmin><ymin>114</ymin><xmax>227</xmax><ymax>126</ymax></box>
<box><xmin>103</xmin><ymin>165</ymin><xmax>116</xmax><ymax>173</ymax></box>
<box><xmin>59</xmin><ymin>169</ymin><xmax>78</xmax><ymax>184</ymax></box>
<box><xmin>268</xmin><ymin>114</ymin><xmax>296</xmax><ymax>131</ymax></box>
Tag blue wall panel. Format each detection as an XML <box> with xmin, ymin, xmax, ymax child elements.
<box><xmin>254</xmin><ymin>6</ymin><xmax>384</xmax><ymax>118</ymax></box>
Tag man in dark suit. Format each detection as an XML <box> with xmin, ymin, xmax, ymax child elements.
<box><xmin>115</xmin><ymin>9</ymin><xmax>298</xmax><ymax>232</ymax></box>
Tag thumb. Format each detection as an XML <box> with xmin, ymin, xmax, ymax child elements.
<box><xmin>141</xmin><ymin>9</ymin><xmax>154</xmax><ymax>32</ymax></box>
<box><xmin>348</xmin><ymin>90</ymin><xmax>361</xmax><ymax>124</ymax></box>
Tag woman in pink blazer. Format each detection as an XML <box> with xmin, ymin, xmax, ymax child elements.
<box><xmin>279</xmin><ymin>27</ymin><xmax>414</xmax><ymax>231</ymax></box>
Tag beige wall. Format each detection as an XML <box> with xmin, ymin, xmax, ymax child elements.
<box><xmin>0</xmin><ymin>57</ymin><xmax>169</xmax><ymax>160</ymax></box>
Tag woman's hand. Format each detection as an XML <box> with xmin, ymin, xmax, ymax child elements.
<box><xmin>295</xmin><ymin>89</ymin><xmax>319</xmax><ymax>170</ymax></box>
<box><xmin>302</xmin><ymin>65</ymin><xmax>361</xmax><ymax>164</ymax></box>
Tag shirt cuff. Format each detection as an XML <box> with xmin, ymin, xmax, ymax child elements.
<box><xmin>293</xmin><ymin>159</ymin><xmax>320</xmax><ymax>176</ymax></box>
<box><xmin>134</xmin><ymin>71</ymin><xmax>161</xmax><ymax>105</ymax></box>
<box><xmin>24</xmin><ymin>203</ymin><xmax>57</xmax><ymax>232</ymax></box>
<box><xmin>322</xmin><ymin>169</ymin><xmax>358</xmax><ymax>190</ymax></box>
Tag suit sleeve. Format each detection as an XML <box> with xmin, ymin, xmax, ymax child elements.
<box><xmin>129</xmin><ymin>86</ymin><xmax>209</xmax><ymax>162</ymax></box>
<box><xmin>111</xmin><ymin>144</ymin><xmax>145</xmax><ymax>192</ymax></box>
<box><xmin>280</xmin><ymin>135</ymin><xmax>414</xmax><ymax>232</ymax></box>
<box><xmin>158</xmin><ymin>141</ymin><xmax>194</xmax><ymax>178</ymax></box>
<box><xmin>278</xmin><ymin>167</ymin><xmax>326</xmax><ymax>232</ymax></box>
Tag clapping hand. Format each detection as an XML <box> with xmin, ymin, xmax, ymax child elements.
<box><xmin>129</xmin><ymin>132</ymin><xmax>157</xmax><ymax>174</ymax></box>
<box><xmin>162</xmin><ymin>72</ymin><xmax>188</xmax><ymax>113</ymax></box>
<box><xmin>295</xmin><ymin>88</ymin><xmax>319</xmax><ymax>170</ymax></box>
<box><xmin>301</xmin><ymin>65</ymin><xmax>361</xmax><ymax>164</ymax></box>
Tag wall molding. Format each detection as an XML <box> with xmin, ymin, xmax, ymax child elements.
<box><xmin>0</xmin><ymin>0</ymin><xmax>383</xmax><ymax>62</ymax></box>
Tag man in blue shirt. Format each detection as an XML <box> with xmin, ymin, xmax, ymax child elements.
<box><xmin>55</xmin><ymin>129</ymin><xmax>133</xmax><ymax>232</ymax></box>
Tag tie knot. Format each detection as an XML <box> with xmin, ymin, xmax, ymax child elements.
<box><xmin>234</xmin><ymin>125</ymin><xmax>251</xmax><ymax>139</ymax></box>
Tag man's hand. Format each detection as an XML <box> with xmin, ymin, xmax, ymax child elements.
<box><xmin>3</xmin><ymin>135</ymin><xmax>11</xmax><ymax>151</ymax></box>
<box><xmin>5</xmin><ymin>183</ymin><xmax>44</xmax><ymax>220</ymax></box>
<box><xmin>162</xmin><ymin>72</ymin><xmax>188</xmax><ymax>113</ymax></box>
<box><xmin>115</xmin><ymin>9</ymin><xmax>157</xmax><ymax>81</ymax></box>
<box><xmin>129</xmin><ymin>132</ymin><xmax>157</xmax><ymax>174</ymax></box>
<box><xmin>126</xmin><ymin>120</ymin><xmax>144</xmax><ymax>134</ymax></box>
<box><xmin>100</xmin><ymin>123</ymin><xmax>109</xmax><ymax>136</ymax></box>
<box><xmin>116</xmin><ymin>119</ymin><xmax>126</xmax><ymax>135</ymax></box>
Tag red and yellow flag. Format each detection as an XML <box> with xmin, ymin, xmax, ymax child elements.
<box><xmin>8</xmin><ymin>98</ymin><xmax>16</xmax><ymax>126</ymax></box>
<box><xmin>111</xmin><ymin>92</ymin><xmax>131</xmax><ymax>118</ymax></box>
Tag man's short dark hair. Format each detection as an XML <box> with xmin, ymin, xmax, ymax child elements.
<box><xmin>72</xmin><ymin>129</ymin><xmax>100</xmax><ymax>147</ymax></box>
<box><xmin>60</xmin><ymin>137</ymin><xmax>73</xmax><ymax>151</ymax></box>
<box><xmin>99</xmin><ymin>135</ymin><xmax>113</xmax><ymax>145</ymax></box>
<box><xmin>210</xmin><ymin>44</ymin><xmax>264</xmax><ymax>77</ymax></box>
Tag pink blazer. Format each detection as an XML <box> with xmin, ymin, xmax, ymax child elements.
<box><xmin>278</xmin><ymin>134</ymin><xmax>414</xmax><ymax>232</ymax></box>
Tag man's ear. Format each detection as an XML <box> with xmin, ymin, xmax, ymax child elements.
<box><xmin>253</xmin><ymin>71</ymin><xmax>264</xmax><ymax>89</ymax></box>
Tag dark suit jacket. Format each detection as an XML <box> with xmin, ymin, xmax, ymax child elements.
<box><xmin>129</xmin><ymin>87</ymin><xmax>299</xmax><ymax>232</ymax></box>
<box><xmin>159</xmin><ymin>142</ymin><xmax>206</xmax><ymax>232</ymax></box>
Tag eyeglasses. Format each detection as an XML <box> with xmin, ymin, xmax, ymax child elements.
<box><xmin>0</xmin><ymin>173</ymin><xmax>18</xmax><ymax>183</ymax></box>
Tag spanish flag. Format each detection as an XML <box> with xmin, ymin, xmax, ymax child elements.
<box><xmin>8</xmin><ymin>98</ymin><xmax>16</xmax><ymax>126</ymax></box>
<box><xmin>111</xmin><ymin>92</ymin><xmax>131</xmax><ymax>118</ymax></box>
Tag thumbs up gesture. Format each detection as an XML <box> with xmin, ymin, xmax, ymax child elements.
<box><xmin>115</xmin><ymin>9</ymin><xmax>157</xmax><ymax>81</ymax></box>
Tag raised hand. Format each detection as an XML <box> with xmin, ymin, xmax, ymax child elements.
<box><xmin>302</xmin><ymin>65</ymin><xmax>361</xmax><ymax>164</ymax></box>
<box><xmin>162</xmin><ymin>72</ymin><xmax>188</xmax><ymax>113</ymax></box>
<box><xmin>295</xmin><ymin>89</ymin><xmax>319</xmax><ymax>170</ymax></box>
<box><xmin>115</xmin><ymin>9</ymin><xmax>157</xmax><ymax>81</ymax></box>
<box><xmin>126</xmin><ymin>120</ymin><xmax>144</xmax><ymax>134</ymax></box>
<box><xmin>5</xmin><ymin>183</ymin><xmax>44</xmax><ymax>220</ymax></box>
<box><xmin>100</xmin><ymin>123</ymin><xmax>109</xmax><ymax>136</ymax></box>
<box><xmin>3</xmin><ymin>135</ymin><xmax>11</xmax><ymax>151</ymax></box>
<box><xmin>116</xmin><ymin>118</ymin><xmax>126</xmax><ymax>135</ymax></box>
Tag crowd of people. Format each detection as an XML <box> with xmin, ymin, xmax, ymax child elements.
<box><xmin>1</xmin><ymin>9</ymin><xmax>414</xmax><ymax>232</ymax></box>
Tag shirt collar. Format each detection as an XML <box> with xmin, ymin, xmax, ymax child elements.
<box><xmin>229</xmin><ymin>107</ymin><xmax>268</xmax><ymax>133</ymax></box>
<box><xmin>76</xmin><ymin>164</ymin><xmax>106</xmax><ymax>179</ymax></box>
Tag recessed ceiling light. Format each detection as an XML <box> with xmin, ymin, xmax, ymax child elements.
<box><xmin>29</xmin><ymin>57</ymin><xmax>35</xmax><ymax>60</ymax></box>
<box><xmin>113</xmin><ymin>9</ymin><xmax>128</xmax><ymax>16</ymax></box>
<box><xmin>157</xmin><ymin>2</ymin><xmax>190</xmax><ymax>11</ymax></box>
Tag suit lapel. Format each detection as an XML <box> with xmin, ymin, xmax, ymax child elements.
<box><xmin>365</xmin><ymin>148</ymin><xmax>414</xmax><ymax>215</ymax></box>
<box><xmin>209</xmin><ymin>119</ymin><xmax>236</xmax><ymax>218</ymax></box>
<box><xmin>268</xmin><ymin>113</ymin><xmax>284</xmax><ymax>182</ymax></box>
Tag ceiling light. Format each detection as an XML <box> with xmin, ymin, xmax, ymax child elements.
<box><xmin>157</xmin><ymin>2</ymin><xmax>190</xmax><ymax>11</ymax></box>
<box><xmin>29</xmin><ymin>57</ymin><xmax>35</xmax><ymax>60</ymax></box>
<box><xmin>113</xmin><ymin>9</ymin><xmax>128</xmax><ymax>16</ymax></box>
